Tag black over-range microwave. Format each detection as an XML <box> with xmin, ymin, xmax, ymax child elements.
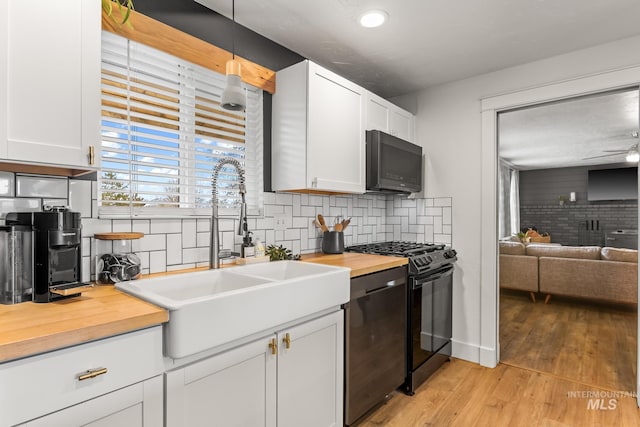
<box><xmin>366</xmin><ymin>130</ymin><xmax>423</xmax><ymax>193</ymax></box>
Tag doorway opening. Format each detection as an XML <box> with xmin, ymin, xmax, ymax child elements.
<box><xmin>496</xmin><ymin>88</ymin><xmax>638</xmax><ymax>392</ymax></box>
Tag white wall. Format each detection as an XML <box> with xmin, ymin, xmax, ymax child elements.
<box><xmin>415</xmin><ymin>35</ymin><xmax>640</xmax><ymax>363</ymax></box>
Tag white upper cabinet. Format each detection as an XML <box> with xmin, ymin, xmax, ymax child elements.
<box><xmin>272</xmin><ymin>60</ymin><xmax>366</xmax><ymax>194</ymax></box>
<box><xmin>365</xmin><ymin>91</ymin><xmax>416</xmax><ymax>143</ymax></box>
<box><xmin>1</xmin><ymin>0</ymin><xmax>100</xmax><ymax>170</ymax></box>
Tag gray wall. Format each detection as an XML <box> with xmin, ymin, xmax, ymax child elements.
<box><xmin>519</xmin><ymin>165</ymin><xmax>637</xmax><ymax>246</ymax></box>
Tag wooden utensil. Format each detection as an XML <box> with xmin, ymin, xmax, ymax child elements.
<box><xmin>312</xmin><ymin>219</ymin><xmax>322</xmax><ymax>230</ymax></box>
<box><xmin>317</xmin><ymin>214</ymin><xmax>329</xmax><ymax>232</ymax></box>
<box><xmin>341</xmin><ymin>217</ymin><xmax>351</xmax><ymax>231</ymax></box>
<box><xmin>334</xmin><ymin>223</ymin><xmax>343</xmax><ymax>232</ymax></box>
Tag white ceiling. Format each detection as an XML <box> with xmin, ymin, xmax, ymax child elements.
<box><xmin>194</xmin><ymin>0</ymin><xmax>640</xmax><ymax>169</ymax></box>
<box><xmin>195</xmin><ymin>0</ymin><xmax>640</xmax><ymax>98</ymax></box>
<box><xmin>499</xmin><ymin>89</ymin><xmax>639</xmax><ymax>169</ymax></box>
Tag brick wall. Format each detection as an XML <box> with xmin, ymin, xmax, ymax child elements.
<box><xmin>520</xmin><ymin>204</ymin><xmax>637</xmax><ymax>246</ymax></box>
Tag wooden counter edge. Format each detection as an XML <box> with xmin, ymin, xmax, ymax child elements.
<box><xmin>300</xmin><ymin>252</ymin><xmax>408</xmax><ymax>277</ymax></box>
<box><xmin>0</xmin><ymin>289</ymin><xmax>169</xmax><ymax>363</ymax></box>
<box><xmin>0</xmin><ymin>311</ymin><xmax>168</xmax><ymax>363</ymax></box>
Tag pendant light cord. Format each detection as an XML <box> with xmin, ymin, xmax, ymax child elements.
<box><xmin>231</xmin><ymin>0</ymin><xmax>235</xmax><ymax>60</ymax></box>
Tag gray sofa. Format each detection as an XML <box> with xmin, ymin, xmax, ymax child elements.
<box><xmin>499</xmin><ymin>242</ymin><xmax>638</xmax><ymax>304</ymax></box>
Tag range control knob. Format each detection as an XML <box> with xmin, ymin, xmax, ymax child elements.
<box><xmin>443</xmin><ymin>250</ymin><xmax>457</xmax><ymax>259</ymax></box>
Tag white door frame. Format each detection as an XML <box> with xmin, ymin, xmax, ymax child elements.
<box><xmin>480</xmin><ymin>65</ymin><xmax>640</xmax><ymax>406</ymax></box>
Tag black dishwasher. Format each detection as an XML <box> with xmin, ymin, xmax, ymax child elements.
<box><xmin>343</xmin><ymin>266</ymin><xmax>407</xmax><ymax>426</ymax></box>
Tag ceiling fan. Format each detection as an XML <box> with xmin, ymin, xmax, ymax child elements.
<box><xmin>582</xmin><ymin>131</ymin><xmax>639</xmax><ymax>162</ymax></box>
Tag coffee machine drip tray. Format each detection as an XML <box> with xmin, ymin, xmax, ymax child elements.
<box><xmin>50</xmin><ymin>282</ymin><xmax>94</xmax><ymax>297</ymax></box>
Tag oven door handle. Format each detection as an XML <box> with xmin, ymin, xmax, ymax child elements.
<box><xmin>413</xmin><ymin>265</ymin><xmax>454</xmax><ymax>289</ymax></box>
<box><xmin>365</xmin><ymin>278</ymin><xmax>407</xmax><ymax>295</ymax></box>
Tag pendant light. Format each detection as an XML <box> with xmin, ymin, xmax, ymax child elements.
<box><xmin>221</xmin><ymin>0</ymin><xmax>245</xmax><ymax>111</ymax></box>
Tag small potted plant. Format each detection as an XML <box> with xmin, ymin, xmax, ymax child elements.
<box><xmin>558</xmin><ymin>195</ymin><xmax>567</xmax><ymax>207</ymax></box>
<box><xmin>264</xmin><ymin>244</ymin><xmax>301</xmax><ymax>261</ymax></box>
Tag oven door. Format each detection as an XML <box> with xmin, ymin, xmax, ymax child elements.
<box><xmin>409</xmin><ymin>265</ymin><xmax>453</xmax><ymax>371</ymax></box>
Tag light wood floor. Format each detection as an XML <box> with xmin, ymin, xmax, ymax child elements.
<box><xmin>500</xmin><ymin>289</ymin><xmax>637</xmax><ymax>392</ymax></box>
<box><xmin>357</xmin><ymin>291</ymin><xmax>639</xmax><ymax>426</ymax></box>
<box><xmin>358</xmin><ymin>358</ymin><xmax>639</xmax><ymax>426</ymax></box>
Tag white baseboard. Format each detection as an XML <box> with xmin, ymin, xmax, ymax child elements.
<box><xmin>451</xmin><ymin>339</ymin><xmax>498</xmax><ymax>368</ymax></box>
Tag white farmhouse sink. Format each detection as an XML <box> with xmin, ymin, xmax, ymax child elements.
<box><xmin>116</xmin><ymin>261</ymin><xmax>350</xmax><ymax>359</ymax></box>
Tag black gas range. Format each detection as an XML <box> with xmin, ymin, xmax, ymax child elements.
<box><xmin>346</xmin><ymin>241</ymin><xmax>457</xmax><ymax>395</ymax></box>
<box><xmin>346</xmin><ymin>241</ymin><xmax>457</xmax><ymax>275</ymax></box>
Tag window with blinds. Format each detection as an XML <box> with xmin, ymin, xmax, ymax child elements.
<box><xmin>100</xmin><ymin>31</ymin><xmax>263</xmax><ymax>217</ymax></box>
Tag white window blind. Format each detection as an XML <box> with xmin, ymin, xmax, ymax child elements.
<box><xmin>100</xmin><ymin>31</ymin><xmax>263</xmax><ymax>217</ymax></box>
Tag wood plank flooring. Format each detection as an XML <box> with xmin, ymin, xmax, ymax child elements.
<box><xmin>500</xmin><ymin>289</ymin><xmax>637</xmax><ymax>392</ymax></box>
<box><xmin>357</xmin><ymin>290</ymin><xmax>639</xmax><ymax>426</ymax></box>
<box><xmin>358</xmin><ymin>359</ymin><xmax>639</xmax><ymax>426</ymax></box>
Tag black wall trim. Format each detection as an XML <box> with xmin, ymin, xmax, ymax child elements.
<box><xmin>133</xmin><ymin>0</ymin><xmax>304</xmax><ymax>71</ymax></box>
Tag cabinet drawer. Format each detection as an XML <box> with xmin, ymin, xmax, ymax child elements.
<box><xmin>0</xmin><ymin>327</ymin><xmax>163</xmax><ymax>427</ymax></box>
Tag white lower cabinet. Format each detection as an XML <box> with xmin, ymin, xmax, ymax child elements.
<box><xmin>20</xmin><ymin>376</ymin><xmax>163</xmax><ymax>427</ymax></box>
<box><xmin>165</xmin><ymin>310</ymin><xmax>344</xmax><ymax>427</ymax></box>
<box><xmin>0</xmin><ymin>327</ymin><xmax>164</xmax><ymax>427</ymax></box>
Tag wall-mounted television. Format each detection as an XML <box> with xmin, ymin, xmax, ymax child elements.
<box><xmin>587</xmin><ymin>167</ymin><xmax>638</xmax><ymax>201</ymax></box>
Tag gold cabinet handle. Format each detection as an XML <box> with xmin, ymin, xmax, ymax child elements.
<box><xmin>78</xmin><ymin>367</ymin><xmax>108</xmax><ymax>381</ymax></box>
<box><xmin>283</xmin><ymin>333</ymin><xmax>291</xmax><ymax>349</ymax></box>
<box><xmin>268</xmin><ymin>338</ymin><xmax>278</xmax><ymax>355</ymax></box>
<box><xmin>88</xmin><ymin>146</ymin><xmax>95</xmax><ymax>165</ymax></box>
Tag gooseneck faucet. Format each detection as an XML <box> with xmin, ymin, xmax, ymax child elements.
<box><xmin>210</xmin><ymin>158</ymin><xmax>247</xmax><ymax>269</ymax></box>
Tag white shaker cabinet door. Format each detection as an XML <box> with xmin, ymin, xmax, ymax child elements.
<box><xmin>366</xmin><ymin>92</ymin><xmax>391</xmax><ymax>133</ymax></box>
<box><xmin>277</xmin><ymin>310</ymin><xmax>344</xmax><ymax>427</ymax></box>
<box><xmin>390</xmin><ymin>105</ymin><xmax>415</xmax><ymax>143</ymax></box>
<box><xmin>4</xmin><ymin>0</ymin><xmax>100</xmax><ymax>169</ymax></box>
<box><xmin>22</xmin><ymin>376</ymin><xmax>163</xmax><ymax>427</ymax></box>
<box><xmin>165</xmin><ymin>336</ymin><xmax>277</xmax><ymax>427</ymax></box>
<box><xmin>307</xmin><ymin>64</ymin><xmax>366</xmax><ymax>193</ymax></box>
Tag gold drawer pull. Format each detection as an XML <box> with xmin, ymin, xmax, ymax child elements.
<box><xmin>78</xmin><ymin>367</ymin><xmax>108</xmax><ymax>381</ymax></box>
<box><xmin>88</xmin><ymin>146</ymin><xmax>95</xmax><ymax>165</ymax></box>
<box><xmin>283</xmin><ymin>333</ymin><xmax>291</xmax><ymax>349</ymax></box>
<box><xmin>268</xmin><ymin>338</ymin><xmax>278</xmax><ymax>355</ymax></box>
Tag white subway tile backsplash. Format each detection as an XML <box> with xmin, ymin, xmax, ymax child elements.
<box><xmin>151</xmin><ymin>219</ymin><xmax>182</xmax><ymax>234</ymax></box>
<box><xmin>82</xmin><ymin>219</ymin><xmax>112</xmax><ymax>236</ymax></box>
<box><xmin>149</xmin><ymin>251</ymin><xmax>167</xmax><ymax>274</ymax></box>
<box><xmin>16</xmin><ymin>175</ymin><xmax>67</xmax><ymax>198</ymax></box>
<box><xmin>442</xmin><ymin>207</ymin><xmax>452</xmax><ymax>225</ymax></box>
<box><xmin>0</xmin><ymin>198</ymin><xmax>40</xmax><ymax>218</ymax></box>
<box><xmin>166</xmin><ymin>234</ymin><xmax>182</xmax><ymax>265</ymax></box>
<box><xmin>69</xmin><ymin>180</ymin><xmax>92</xmax><ymax>218</ymax></box>
<box><xmin>434</xmin><ymin>234</ymin><xmax>451</xmax><ymax>244</ymax></box>
<box><xmin>182</xmin><ymin>219</ymin><xmax>197</xmax><ymax>248</ymax></box>
<box><xmin>112</xmin><ymin>220</ymin><xmax>132</xmax><ymax>233</ymax></box>
<box><xmin>0</xmin><ymin>167</ymin><xmax>453</xmax><ymax>275</ymax></box>
<box><xmin>425</xmin><ymin>207</ymin><xmax>442</xmax><ymax>216</ymax></box>
<box><xmin>132</xmin><ymin>220</ymin><xmax>150</xmax><ymax>234</ymax></box>
<box><xmin>82</xmin><ymin>257</ymin><xmax>91</xmax><ymax>282</ymax></box>
<box><xmin>434</xmin><ymin>197</ymin><xmax>452</xmax><ymax>207</ymax></box>
<box><xmin>0</xmin><ymin>172</ymin><xmax>15</xmax><ymax>197</ymax></box>
<box><xmin>133</xmin><ymin>234</ymin><xmax>166</xmax><ymax>252</ymax></box>
<box><xmin>196</xmin><ymin>218</ymin><xmax>210</xmax><ymax>232</ymax></box>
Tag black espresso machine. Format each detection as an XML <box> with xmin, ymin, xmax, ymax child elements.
<box><xmin>6</xmin><ymin>207</ymin><xmax>91</xmax><ymax>302</ymax></box>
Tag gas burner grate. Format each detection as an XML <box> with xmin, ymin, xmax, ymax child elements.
<box><xmin>346</xmin><ymin>241</ymin><xmax>445</xmax><ymax>257</ymax></box>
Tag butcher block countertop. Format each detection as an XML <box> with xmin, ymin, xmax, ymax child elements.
<box><xmin>0</xmin><ymin>286</ymin><xmax>168</xmax><ymax>363</ymax></box>
<box><xmin>0</xmin><ymin>252</ymin><xmax>402</xmax><ymax>363</ymax></box>
<box><xmin>301</xmin><ymin>252</ymin><xmax>408</xmax><ymax>277</ymax></box>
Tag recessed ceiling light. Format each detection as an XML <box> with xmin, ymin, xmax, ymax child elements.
<box><xmin>359</xmin><ymin>10</ymin><xmax>388</xmax><ymax>28</ymax></box>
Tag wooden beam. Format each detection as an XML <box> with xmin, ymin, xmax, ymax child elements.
<box><xmin>102</xmin><ymin>3</ymin><xmax>276</xmax><ymax>94</ymax></box>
